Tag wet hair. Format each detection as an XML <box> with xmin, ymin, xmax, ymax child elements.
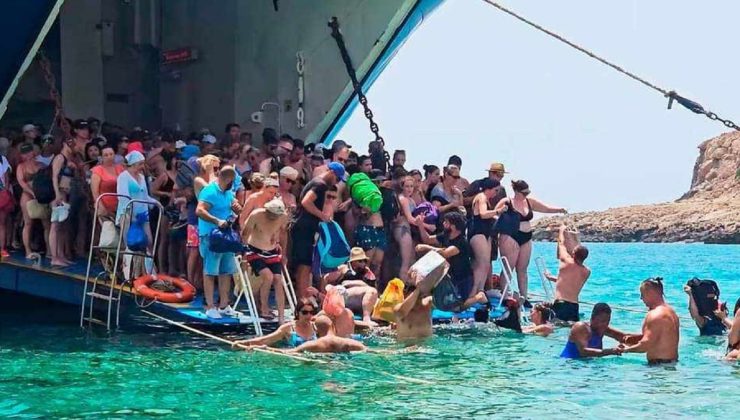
<box><xmin>573</xmin><ymin>245</ymin><xmax>589</xmax><ymax>264</ymax></box>
<box><xmin>533</xmin><ymin>303</ymin><xmax>555</xmax><ymax>322</ymax></box>
<box><xmin>423</xmin><ymin>164</ymin><xmax>439</xmax><ymax>177</ymax></box>
<box><xmin>511</xmin><ymin>179</ymin><xmax>529</xmax><ymax>193</ymax></box>
<box><xmin>734</xmin><ymin>297</ymin><xmax>740</xmax><ymax>316</ymax></box>
<box><xmin>225</xmin><ymin>123</ymin><xmax>240</xmax><ymax>133</ymax></box>
<box><xmin>443</xmin><ymin>211</ymin><xmax>467</xmax><ymax>232</ymax></box>
<box><xmin>279</xmin><ymin>133</ymin><xmax>294</xmax><ymax>142</ymax></box>
<box><xmin>292</xmin><ymin>138</ymin><xmax>305</xmax><ymax>150</ymax></box>
<box><xmin>294</xmin><ymin>297</ymin><xmax>319</xmax><ymax>320</ymax></box>
<box><xmin>591</xmin><ymin>303</ymin><xmax>612</xmax><ymax>319</ymax></box>
<box><xmin>393</xmin><ymin>149</ymin><xmax>406</xmax><ymax>158</ymax></box>
<box><xmin>358</xmin><ymin>154</ymin><xmax>371</xmax><ymax>164</ymax></box>
<box><xmin>447</xmin><ymin>155</ymin><xmax>462</xmax><ymax>167</ymax></box>
<box><xmin>641</xmin><ymin>277</ymin><xmax>664</xmax><ymax>295</ymax></box>
<box><xmin>314</xmin><ymin>316</ymin><xmax>333</xmax><ymax>337</ymax></box>
<box><xmin>409</xmin><ymin>169</ymin><xmax>422</xmax><ymax>178</ymax></box>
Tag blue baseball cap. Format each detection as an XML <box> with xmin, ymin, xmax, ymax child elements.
<box><xmin>327</xmin><ymin>161</ymin><xmax>347</xmax><ymax>182</ymax></box>
<box><xmin>180</xmin><ymin>144</ymin><xmax>200</xmax><ymax>160</ymax></box>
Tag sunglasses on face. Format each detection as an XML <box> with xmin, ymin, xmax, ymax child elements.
<box><xmin>300</xmin><ymin>308</ymin><xmax>317</xmax><ymax>315</ymax></box>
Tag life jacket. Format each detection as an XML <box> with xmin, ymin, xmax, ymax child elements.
<box><xmin>347</xmin><ymin>173</ymin><xmax>382</xmax><ymax>213</ymax></box>
<box><xmin>315</xmin><ymin>221</ymin><xmax>350</xmax><ymax>270</ymax></box>
<box><xmin>687</xmin><ymin>278</ymin><xmax>721</xmax><ymax>318</ymax></box>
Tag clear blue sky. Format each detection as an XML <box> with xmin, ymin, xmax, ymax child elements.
<box><xmin>337</xmin><ymin>0</ymin><xmax>739</xmax><ymax>212</ymax></box>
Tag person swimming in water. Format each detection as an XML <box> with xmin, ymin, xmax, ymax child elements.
<box><xmin>619</xmin><ymin>278</ymin><xmax>680</xmax><ymax>365</ymax></box>
<box><xmin>718</xmin><ymin>297</ymin><xmax>740</xmax><ymax>360</ymax></box>
<box><xmin>545</xmin><ymin>225</ymin><xmax>591</xmax><ymax>322</ymax></box>
<box><xmin>561</xmin><ymin>303</ymin><xmax>624</xmax><ymax>358</ymax></box>
<box><xmin>522</xmin><ymin>303</ymin><xmax>555</xmax><ymax>337</ymax></box>
<box><xmin>284</xmin><ymin>316</ymin><xmax>367</xmax><ymax>354</ymax></box>
<box><xmin>233</xmin><ymin>298</ymin><xmax>319</xmax><ymax>348</ymax></box>
<box><xmin>394</xmin><ymin>265</ymin><xmax>446</xmax><ymax>341</ymax></box>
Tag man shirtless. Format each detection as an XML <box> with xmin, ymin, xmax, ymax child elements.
<box><xmin>239</xmin><ymin>177</ymin><xmax>279</xmax><ymax>227</ymax></box>
<box><xmin>242</xmin><ymin>198</ymin><xmax>289</xmax><ymax>322</ymax></box>
<box><xmin>271</xmin><ymin>317</ymin><xmax>367</xmax><ymax>354</ymax></box>
<box><xmin>545</xmin><ymin>225</ymin><xmax>591</xmax><ymax>322</ymax></box>
<box><xmin>322</xmin><ymin>248</ymin><xmax>379</xmax><ymax>326</ymax></box>
<box><xmin>620</xmin><ymin>278</ymin><xmax>680</xmax><ymax>364</ymax></box>
<box><xmin>394</xmin><ymin>263</ymin><xmax>447</xmax><ymax>341</ymax></box>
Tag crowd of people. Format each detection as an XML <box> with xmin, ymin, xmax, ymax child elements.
<box><xmin>0</xmin><ymin>118</ymin><xmax>737</xmax><ymax>362</ymax></box>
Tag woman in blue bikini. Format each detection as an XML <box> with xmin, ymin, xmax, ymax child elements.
<box><xmin>234</xmin><ymin>298</ymin><xmax>319</xmax><ymax>348</ymax></box>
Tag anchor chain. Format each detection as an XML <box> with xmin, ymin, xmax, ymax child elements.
<box><xmin>328</xmin><ymin>17</ymin><xmax>390</xmax><ymax>169</ymax></box>
<box><xmin>38</xmin><ymin>50</ymin><xmax>70</xmax><ymax>137</ymax></box>
<box><xmin>296</xmin><ymin>51</ymin><xmax>306</xmax><ymax>129</ymax></box>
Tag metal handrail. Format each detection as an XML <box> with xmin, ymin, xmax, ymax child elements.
<box><xmin>233</xmin><ymin>255</ymin><xmax>263</xmax><ymax>336</ymax></box>
<box><xmin>535</xmin><ymin>256</ymin><xmax>555</xmax><ymax>301</ymax></box>
<box><xmin>80</xmin><ymin>193</ymin><xmax>164</xmax><ymax>330</ymax></box>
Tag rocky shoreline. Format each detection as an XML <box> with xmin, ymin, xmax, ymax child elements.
<box><xmin>533</xmin><ymin>131</ymin><xmax>740</xmax><ymax>244</ymax></box>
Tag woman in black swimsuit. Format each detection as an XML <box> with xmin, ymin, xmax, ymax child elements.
<box><xmin>150</xmin><ymin>151</ymin><xmax>178</xmax><ymax>274</ymax></box>
<box><xmin>468</xmin><ymin>178</ymin><xmax>505</xmax><ymax>295</ymax></box>
<box><xmin>493</xmin><ymin>180</ymin><xmax>567</xmax><ymax>303</ymax></box>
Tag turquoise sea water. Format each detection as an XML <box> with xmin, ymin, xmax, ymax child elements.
<box><xmin>1</xmin><ymin>243</ymin><xmax>739</xmax><ymax>419</ymax></box>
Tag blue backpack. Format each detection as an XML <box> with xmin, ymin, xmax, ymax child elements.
<box><xmin>315</xmin><ymin>221</ymin><xmax>350</xmax><ymax>270</ymax></box>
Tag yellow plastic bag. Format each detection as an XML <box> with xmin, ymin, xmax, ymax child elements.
<box><xmin>372</xmin><ymin>278</ymin><xmax>405</xmax><ymax>323</ymax></box>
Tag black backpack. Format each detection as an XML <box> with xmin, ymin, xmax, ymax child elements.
<box><xmin>32</xmin><ymin>165</ymin><xmax>55</xmax><ymax>204</ymax></box>
<box><xmin>687</xmin><ymin>278</ymin><xmax>721</xmax><ymax>318</ymax></box>
<box><xmin>378</xmin><ymin>186</ymin><xmax>399</xmax><ymax>224</ymax></box>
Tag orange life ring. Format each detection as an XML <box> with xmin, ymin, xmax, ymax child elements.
<box><xmin>133</xmin><ymin>274</ymin><xmax>196</xmax><ymax>303</ymax></box>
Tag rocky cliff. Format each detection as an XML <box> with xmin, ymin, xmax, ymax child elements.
<box><xmin>533</xmin><ymin>131</ymin><xmax>740</xmax><ymax>244</ymax></box>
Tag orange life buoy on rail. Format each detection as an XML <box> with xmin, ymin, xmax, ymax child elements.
<box><xmin>133</xmin><ymin>274</ymin><xmax>196</xmax><ymax>303</ymax></box>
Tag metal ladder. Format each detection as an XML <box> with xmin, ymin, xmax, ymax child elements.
<box><xmin>497</xmin><ymin>256</ymin><xmax>516</xmax><ymax>310</ymax></box>
<box><xmin>80</xmin><ymin>194</ymin><xmax>163</xmax><ymax>330</ymax></box>
<box><xmin>535</xmin><ymin>256</ymin><xmax>555</xmax><ymax>301</ymax></box>
<box><xmin>232</xmin><ymin>256</ymin><xmax>299</xmax><ymax>336</ymax></box>
<box><xmin>233</xmin><ymin>255</ymin><xmax>264</xmax><ymax>336</ymax></box>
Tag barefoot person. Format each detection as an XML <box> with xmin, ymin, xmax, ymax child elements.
<box><xmin>545</xmin><ymin>225</ymin><xmax>591</xmax><ymax>322</ymax></box>
<box><xmin>242</xmin><ymin>198</ymin><xmax>289</xmax><ymax>323</ymax></box>
<box><xmin>620</xmin><ymin>278</ymin><xmax>680</xmax><ymax>364</ymax></box>
<box><xmin>416</xmin><ymin>212</ymin><xmax>487</xmax><ymax>311</ymax></box>
<box><xmin>322</xmin><ymin>247</ymin><xmax>379</xmax><ymax>326</ymax></box>
<box><xmin>494</xmin><ymin>179</ymin><xmax>567</xmax><ymax>306</ymax></box>
<box><xmin>561</xmin><ymin>303</ymin><xmax>624</xmax><ymax>358</ymax></box>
